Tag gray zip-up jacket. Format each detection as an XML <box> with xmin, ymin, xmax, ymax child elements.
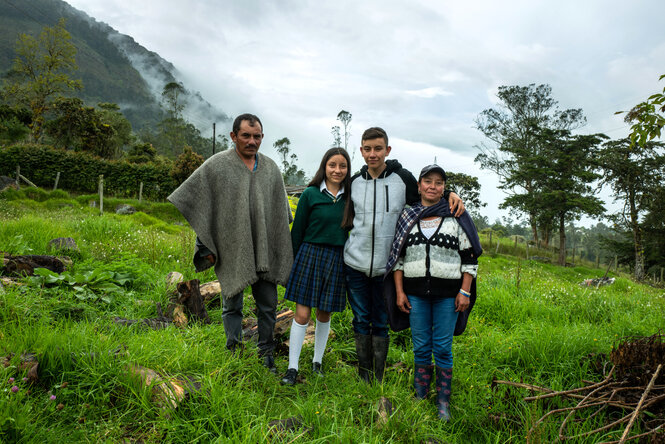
<box><xmin>344</xmin><ymin>159</ymin><xmax>420</xmax><ymax>277</ymax></box>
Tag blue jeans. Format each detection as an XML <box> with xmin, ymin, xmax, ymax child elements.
<box><xmin>345</xmin><ymin>265</ymin><xmax>388</xmax><ymax>337</ymax></box>
<box><xmin>408</xmin><ymin>295</ymin><xmax>458</xmax><ymax>368</ymax></box>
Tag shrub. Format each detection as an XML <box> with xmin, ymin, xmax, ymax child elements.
<box><xmin>171</xmin><ymin>146</ymin><xmax>204</xmax><ymax>185</ymax></box>
<box><xmin>0</xmin><ymin>144</ymin><xmax>177</xmax><ymax>200</ymax></box>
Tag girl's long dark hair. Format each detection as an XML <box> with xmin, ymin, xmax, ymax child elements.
<box><xmin>308</xmin><ymin>148</ymin><xmax>353</xmax><ymax>228</ymax></box>
<box><xmin>308</xmin><ymin>148</ymin><xmax>351</xmax><ymax>189</ymax></box>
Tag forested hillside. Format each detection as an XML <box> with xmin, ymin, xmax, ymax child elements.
<box><xmin>0</xmin><ymin>0</ymin><xmax>227</xmax><ymax>131</ymax></box>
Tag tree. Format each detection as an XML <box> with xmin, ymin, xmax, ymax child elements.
<box><xmin>331</xmin><ymin>125</ymin><xmax>342</xmax><ymax>148</ymax></box>
<box><xmin>446</xmin><ymin>172</ymin><xmax>485</xmax><ymax>213</ymax></box>
<box><xmin>598</xmin><ymin>138</ymin><xmax>665</xmax><ymax>279</ymax></box>
<box><xmin>337</xmin><ymin>110</ymin><xmax>352</xmax><ymax>155</ymax></box>
<box><xmin>3</xmin><ymin>19</ymin><xmax>82</xmax><ymax>141</ymax></box>
<box><xmin>162</xmin><ymin>82</ymin><xmax>186</xmax><ymax>120</ymax></box>
<box><xmin>158</xmin><ymin>82</ymin><xmax>188</xmax><ymax>155</ymax></box>
<box><xmin>475</xmin><ymin>84</ymin><xmax>586</xmax><ymax>245</ymax></box>
<box><xmin>44</xmin><ymin>98</ymin><xmax>129</xmax><ymax>159</ymax></box>
<box><xmin>525</xmin><ymin>129</ymin><xmax>606</xmax><ymax>265</ymax></box>
<box><xmin>126</xmin><ymin>142</ymin><xmax>157</xmax><ymax>164</ymax></box>
<box><xmin>641</xmin><ymin>185</ymin><xmax>665</xmax><ymax>274</ymax></box>
<box><xmin>0</xmin><ymin>104</ymin><xmax>31</xmax><ymax>144</ymax></box>
<box><xmin>619</xmin><ymin>74</ymin><xmax>665</xmax><ymax>147</ymax></box>
<box><xmin>217</xmin><ymin>134</ymin><xmax>230</xmax><ymax>152</ymax></box>
<box><xmin>171</xmin><ymin>145</ymin><xmax>204</xmax><ymax>185</ymax></box>
<box><xmin>274</xmin><ymin>137</ymin><xmax>307</xmax><ymax>185</ymax></box>
<box><xmin>97</xmin><ymin>102</ymin><xmax>133</xmax><ymax>152</ymax></box>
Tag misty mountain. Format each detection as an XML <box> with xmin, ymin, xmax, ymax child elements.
<box><xmin>0</xmin><ymin>0</ymin><xmax>229</xmax><ymax>131</ymax></box>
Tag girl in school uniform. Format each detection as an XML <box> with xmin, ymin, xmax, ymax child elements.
<box><xmin>281</xmin><ymin>148</ymin><xmax>352</xmax><ymax>385</ymax></box>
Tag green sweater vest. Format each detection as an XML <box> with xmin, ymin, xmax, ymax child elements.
<box><xmin>291</xmin><ymin>185</ymin><xmax>348</xmax><ymax>255</ymax></box>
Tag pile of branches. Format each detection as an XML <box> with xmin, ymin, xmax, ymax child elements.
<box><xmin>495</xmin><ymin>333</ymin><xmax>665</xmax><ymax>443</ymax></box>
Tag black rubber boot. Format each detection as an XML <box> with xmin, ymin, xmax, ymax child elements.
<box><xmin>435</xmin><ymin>366</ymin><xmax>453</xmax><ymax>421</ymax></box>
<box><xmin>372</xmin><ymin>335</ymin><xmax>389</xmax><ymax>383</ymax></box>
<box><xmin>414</xmin><ymin>364</ymin><xmax>433</xmax><ymax>399</ymax></box>
<box><xmin>354</xmin><ymin>333</ymin><xmax>373</xmax><ymax>383</ymax></box>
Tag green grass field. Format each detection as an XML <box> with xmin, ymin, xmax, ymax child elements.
<box><xmin>1</xmin><ymin>190</ymin><xmax>663</xmax><ymax>443</ymax></box>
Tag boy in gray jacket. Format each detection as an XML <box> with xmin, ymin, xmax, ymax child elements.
<box><xmin>343</xmin><ymin>127</ymin><xmax>464</xmax><ymax>382</ymax></box>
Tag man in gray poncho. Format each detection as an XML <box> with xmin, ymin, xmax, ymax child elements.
<box><xmin>168</xmin><ymin>113</ymin><xmax>294</xmax><ymax>372</ymax></box>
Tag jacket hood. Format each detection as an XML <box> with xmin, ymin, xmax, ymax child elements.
<box><xmin>359</xmin><ymin>159</ymin><xmax>403</xmax><ymax>179</ymax></box>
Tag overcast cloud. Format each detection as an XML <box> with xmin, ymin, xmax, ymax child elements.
<box><xmin>65</xmin><ymin>0</ymin><xmax>665</xmax><ymax>224</ymax></box>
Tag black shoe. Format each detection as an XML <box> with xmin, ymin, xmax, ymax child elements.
<box><xmin>281</xmin><ymin>368</ymin><xmax>298</xmax><ymax>385</ymax></box>
<box><xmin>263</xmin><ymin>355</ymin><xmax>277</xmax><ymax>374</ymax></box>
<box><xmin>312</xmin><ymin>362</ymin><xmax>324</xmax><ymax>377</ymax></box>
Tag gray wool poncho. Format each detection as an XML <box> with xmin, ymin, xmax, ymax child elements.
<box><xmin>168</xmin><ymin>149</ymin><xmax>294</xmax><ymax>298</ymax></box>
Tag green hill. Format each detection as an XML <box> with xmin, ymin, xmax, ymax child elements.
<box><xmin>0</xmin><ymin>0</ymin><xmax>229</xmax><ymax>131</ymax></box>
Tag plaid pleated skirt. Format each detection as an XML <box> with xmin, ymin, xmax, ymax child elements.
<box><xmin>284</xmin><ymin>242</ymin><xmax>347</xmax><ymax>312</ymax></box>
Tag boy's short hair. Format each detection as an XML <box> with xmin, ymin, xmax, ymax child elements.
<box><xmin>361</xmin><ymin>127</ymin><xmax>388</xmax><ymax>146</ymax></box>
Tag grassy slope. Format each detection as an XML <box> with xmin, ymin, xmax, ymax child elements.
<box><xmin>1</xmin><ymin>194</ymin><xmax>663</xmax><ymax>443</ymax></box>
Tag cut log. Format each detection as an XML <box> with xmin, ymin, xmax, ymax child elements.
<box><xmin>1</xmin><ymin>277</ymin><xmax>21</xmax><ymax>287</ymax></box>
<box><xmin>199</xmin><ymin>280</ymin><xmax>221</xmax><ymax>304</ymax></box>
<box><xmin>126</xmin><ymin>364</ymin><xmax>186</xmax><ymax>410</ymax></box>
<box><xmin>1</xmin><ymin>254</ymin><xmax>69</xmax><ymax>276</ymax></box>
<box><xmin>172</xmin><ymin>305</ymin><xmax>187</xmax><ymax>328</ymax></box>
<box><xmin>244</xmin><ymin>308</ymin><xmax>295</xmax><ymax>340</ymax></box>
<box><xmin>115</xmin><ymin>278</ymin><xmax>212</xmax><ymax>330</ymax></box>
<box><xmin>165</xmin><ymin>271</ymin><xmax>184</xmax><ymax>289</ymax></box>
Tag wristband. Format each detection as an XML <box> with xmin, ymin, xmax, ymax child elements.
<box><xmin>459</xmin><ymin>289</ymin><xmax>471</xmax><ymax>298</ymax></box>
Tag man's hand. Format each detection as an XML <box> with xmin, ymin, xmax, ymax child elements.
<box><xmin>448</xmin><ymin>192</ymin><xmax>465</xmax><ymax>217</ymax></box>
<box><xmin>397</xmin><ymin>290</ymin><xmax>411</xmax><ymax>314</ymax></box>
<box><xmin>205</xmin><ymin>254</ymin><xmax>216</xmax><ymax>265</ymax></box>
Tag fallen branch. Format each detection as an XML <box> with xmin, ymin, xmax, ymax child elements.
<box><xmin>524</xmin><ymin>366</ymin><xmax>615</xmax><ymax>401</ymax></box>
<box><xmin>618</xmin><ymin>363</ymin><xmax>662</xmax><ymax>444</ymax></box>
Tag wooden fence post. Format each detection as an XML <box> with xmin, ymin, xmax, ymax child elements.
<box><xmin>98</xmin><ymin>175</ymin><xmax>104</xmax><ymax>215</ymax></box>
<box><xmin>53</xmin><ymin>172</ymin><xmax>60</xmax><ymax>191</ymax></box>
<box><xmin>138</xmin><ymin>181</ymin><xmax>143</xmax><ymax>203</ymax></box>
<box><xmin>526</xmin><ymin>243</ymin><xmax>529</xmax><ymax>260</ymax></box>
<box><xmin>495</xmin><ymin>239</ymin><xmax>500</xmax><ymax>254</ymax></box>
<box><xmin>15</xmin><ymin>165</ymin><xmax>20</xmax><ymax>190</ymax></box>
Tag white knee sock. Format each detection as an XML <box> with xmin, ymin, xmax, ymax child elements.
<box><xmin>313</xmin><ymin>319</ymin><xmax>331</xmax><ymax>364</ymax></box>
<box><xmin>288</xmin><ymin>319</ymin><xmax>308</xmax><ymax>371</ymax></box>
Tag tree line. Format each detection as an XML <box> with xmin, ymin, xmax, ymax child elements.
<box><xmin>474</xmin><ymin>82</ymin><xmax>665</xmax><ymax>279</ymax></box>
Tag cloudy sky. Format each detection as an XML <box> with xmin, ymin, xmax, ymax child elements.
<box><xmin>66</xmin><ymin>0</ymin><xmax>665</xmax><ymax>225</ymax></box>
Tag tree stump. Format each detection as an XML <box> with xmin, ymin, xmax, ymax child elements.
<box><xmin>168</xmin><ymin>279</ymin><xmax>210</xmax><ymax>325</ymax></box>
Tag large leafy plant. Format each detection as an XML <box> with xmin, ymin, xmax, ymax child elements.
<box><xmin>28</xmin><ymin>267</ymin><xmax>134</xmax><ymax>303</ymax></box>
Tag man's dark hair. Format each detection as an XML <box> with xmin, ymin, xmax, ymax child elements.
<box><xmin>232</xmin><ymin>113</ymin><xmax>263</xmax><ymax>134</ymax></box>
<box><xmin>361</xmin><ymin>127</ymin><xmax>388</xmax><ymax>146</ymax></box>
